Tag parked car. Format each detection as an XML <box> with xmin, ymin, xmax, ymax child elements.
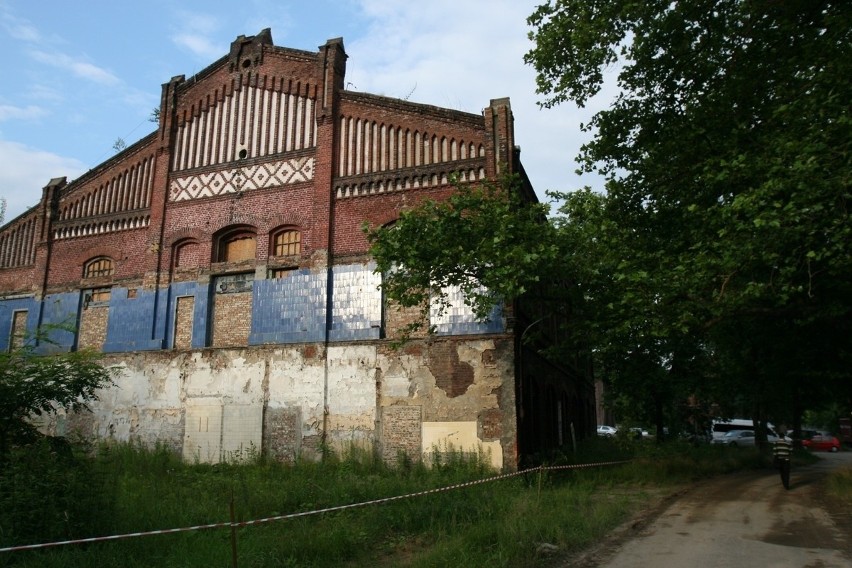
<box><xmin>801</xmin><ymin>431</ymin><xmax>841</xmax><ymax>452</ymax></box>
<box><xmin>597</xmin><ymin>425</ymin><xmax>617</xmax><ymax>437</ymax></box>
<box><xmin>713</xmin><ymin>429</ymin><xmax>756</xmax><ymax>447</ymax></box>
<box><xmin>713</xmin><ymin>429</ymin><xmax>787</xmax><ymax>447</ymax></box>
<box><xmin>629</xmin><ymin>427</ymin><xmax>649</xmax><ymax>439</ymax></box>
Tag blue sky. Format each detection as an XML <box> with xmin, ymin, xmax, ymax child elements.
<box><xmin>0</xmin><ymin>0</ymin><xmax>610</xmax><ymax>224</ymax></box>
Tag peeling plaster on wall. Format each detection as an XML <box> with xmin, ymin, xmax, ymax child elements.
<box><xmin>37</xmin><ymin>337</ymin><xmax>517</xmax><ymax>469</ymax></box>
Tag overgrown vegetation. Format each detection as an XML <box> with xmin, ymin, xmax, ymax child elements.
<box><xmin>0</xmin><ymin>329</ymin><xmax>118</xmax><ymax>459</ymax></box>
<box><xmin>366</xmin><ymin>1</ymin><xmax>852</xmax><ymax>438</ymax></box>
<box><xmin>826</xmin><ymin>467</ymin><xmax>852</xmax><ymax>507</ymax></box>
<box><xmin>0</xmin><ymin>439</ymin><xmax>811</xmax><ymax>567</ymax></box>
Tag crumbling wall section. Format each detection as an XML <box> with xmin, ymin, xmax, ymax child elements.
<box><xmin>42</xmin><ymin>335</ymin><xmax>517</xmax><ymax>469</ymax></box>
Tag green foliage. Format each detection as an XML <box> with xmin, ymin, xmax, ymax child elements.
<box><xmin>0</xmin><ymin>438</ymin><xmax>114</xmax><ymax>547</ymax></box>
<box><xmin>525</xmin><ymin>0</ymin><xmax>852</xmax><ymax>431</ymax></box>
<box><xmin>0</xmin><ymin>329</ymin><xmax>119</xmax><ymax>456</ymax></box>
<box><xmin>363</xmin><ymin>175</ymin><xmax>558</xmax><ymax>338</ymax></box>
<box><xmin>0</xmin><ymin>440</ymin><xmax>765</xmax><ymax>567</ymax></box>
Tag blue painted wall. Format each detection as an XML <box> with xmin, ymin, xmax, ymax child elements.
<box><xmin>1</xmin><ymin>262</ymin><xmax>504</xmax><ymax>354</ymax></box>
<box><xmin>0</xmin><ymin>295</ymin><xmax>39</xmax><ymax>349</ymax></box>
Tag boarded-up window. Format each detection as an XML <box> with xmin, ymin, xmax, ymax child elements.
<box><xmin>84</xmin><ymin>257</ymin><xmax>114</xmax><ymax>278</ymax></box>
<box><xmin>269</xmin><ymin>267</ymin><xmax>296</xmax><ymax>279</ymax></box>
<box><xmin>84</xmin><ymin>287</ymin><xmax>112</xmax><ymax>307</ymax></box>
<box><xmin>272</xmin><ymin>230</ymin><xmax>301</xmax><ymax>257</ymax></box>
<box><xmin>216</xmin><ymin>229</ymin><xmax>256</xmax><ymax>263</ymax></box>
<box><xmin>224</xmin><ymin>236</ymin><xmax>255</xmax><ymax>261</ymax></box>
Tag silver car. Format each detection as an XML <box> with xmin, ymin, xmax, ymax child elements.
<box><xmin>597</xmin><ymin>425</ymin><xmax>617</xmax><ymax>437</ymax></box>
<box><xmin>713</xmin><ymin>429</ymin><xmax>786</xmax><ymax>447</ymax></box>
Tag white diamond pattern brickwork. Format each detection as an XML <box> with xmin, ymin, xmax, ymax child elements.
<box><xmin>169</xmin><ymin>157</ymin><xmax>314</xmax><ymax>202</ymax></box>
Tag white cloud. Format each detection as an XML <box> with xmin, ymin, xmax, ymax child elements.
<box><xmin>0</xmin><ymin>141</ymin><xmax>87</xmax><ymax>223</ymax></box>
<box><xmin>0</xmin><ymin>8</ymin><xmax>41</xmax><ymax>42</ymax></box>
<box><xmin>0</xmin><ymin>104</ymin><xmax>46</xmax><ymax>122</ymax></box>
<box><xmin>170</xmin><ymin>11</ymin><xmax>224</xmax><ymax>60</ymax></box>
<box><xmin>29</xmin><ymin>50</ymin><xmax>121</xmax><ymax>86</ymax></box>
<box><xmin>171</xmin><ymin>33</ymin><xmax>223</xmax><ymax>60</ymax></box>
<box><xmin>342</xmin><ymin>0</ymin><xmax>598</xmax><ymax>197</ymax></box>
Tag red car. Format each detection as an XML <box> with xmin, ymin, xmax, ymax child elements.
<box><xmin>801</xmin><ymin>431</ymin><xmax>841</xmax><ymax>452</ymax></box>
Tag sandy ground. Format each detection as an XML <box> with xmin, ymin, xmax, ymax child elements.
<box><xmin>563</xmin><ymin>451</ymin><xmax>852</xmax><ymax>568</ymax></box>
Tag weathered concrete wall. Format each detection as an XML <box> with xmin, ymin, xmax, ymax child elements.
<box><xmin>46</xmin><ymin>336</ymin><xmax>517</xmax><ymax>470</ymax></box>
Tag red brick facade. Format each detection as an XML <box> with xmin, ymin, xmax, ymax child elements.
<box><xmin>0</xmin><ymin>29</ymin><xmax>596</xmax><ymax>467</ymax></box>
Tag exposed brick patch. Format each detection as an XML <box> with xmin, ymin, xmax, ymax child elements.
<box><xmin>65</xmin><ymin>410</ymin><xmax>97</xmax><ymax>439</ymax></box>
<box><xmin>384</xmin><ymin>300</ymin><xmax>429</xmax><ymax>339</ymax></box>
<box><xmin>174</xmin><ymin>296</ymin><xmax>194</xmax><ymax>349</ymax></box>
<box><xmin>10</xmin><ymin>310</ymin><xmax>27</xmax><ymax>349</ymax></box>
<box><xmin>481</xmin><ymin>348</ymin><xmax>497</xmax><ymax>367</ymax></box>
<box><xmin>381</xmin><ymin>405</ymin><xmax>422</xmax><ymax>464</ymax></box>
<box><xmin>79</xmin><ymin>306</ymin><xmax>108</xmax><ymax>351</ymax></box>
<box><xmin>428</xmin><ymin>342</ymin><xmax>474</xmax><ymax>398</ymax></box>
<box><xmin>263</xmin><ymin>406</ymin><xmax>301</xmax><ymax>463</ymax></box>
<box><xmin>211</xmin><ymin>291</ymin><xmax>251</xmax><ymax>347</ymax></box>
<box><xmin>478</xmin><ymin>408</ymin><xmax>503</xmax><ymax>441</ymax></box>
<box><xmin>402</xmin><ymin>343</ymin><xmax>423</xmax><ymax>357</ymax></box>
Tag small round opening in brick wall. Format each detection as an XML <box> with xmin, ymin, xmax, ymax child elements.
<box><xmin>242</xmin><ymin>59</ymin><xmax>251</xmax><ymax>69</ymax></box>
<box><xmin>238</xmin><ymin>149</ymin><xmax>248</xmax><ymax>159</ymax></box>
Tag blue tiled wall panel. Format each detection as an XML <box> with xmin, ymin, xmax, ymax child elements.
<box><xmin>160</xmin><ymin>281</ymin><xmax>202</xmax><ymax>349</ymax></box>
<box><xmin>329</xmin><ymin>263</ymin><xmax>382</xmax><ymax>341</ymax></box>
<box><xmin>430</xmin><ymin>285</ymin><xmax>504</xmax><ymax>336</ymax></box>
<box><xmin>191</xmin><ymin>281</ymin><xmax>213</xmax><ymax>349</ymax></box>
<box><xmin>0</xmin><ymin>296</ymin><xmax>39</xmax><ymax>351</ymax></box>
<box><xmin>102</xmin><ymin>288</ymin><xmax>164</xmax><ymax>352</ymax></box>
<box><xmin>39</xmin><ymin>291</ymin><xmax>82</xmax><ymax>353</ymax></box>
<box><xmin>249</xmin><ymin>269</ymin><xmax>328</xmax><ymax>345</ymax></box>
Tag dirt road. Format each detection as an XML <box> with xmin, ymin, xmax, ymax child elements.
<box><xmin>570</xmin><ymin>452</ymin><xmax>852</xmax><ymax>568</ymax></box>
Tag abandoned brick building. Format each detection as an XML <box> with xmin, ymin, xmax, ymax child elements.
<box><xmin>0</xmin><ymin>30</ymin><xmax>595</xmax><ymax>469</ymax></box>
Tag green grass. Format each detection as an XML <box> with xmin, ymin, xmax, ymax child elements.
<box><xmin>826</xmin><ymin>464</ymin><xmax>852</xmax><ymax>505</ymax></box>
<box><xmin>0</xmin><ymin>439</ymin><xmax>774</xmax><ymax>567</ymax></box>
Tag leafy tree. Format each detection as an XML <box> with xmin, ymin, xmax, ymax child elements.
<box><xmin>0</xmin><ymin>332</ymin><xmax>119</xmax><ymax>458</ymax></box>
<box><xmin>363</xmin><ymin>176</ymin><xmax>559</xmax><ymax>338</ymax></box>
<box><xmin>527</xmin><ymin>0</ymin><xmax>852</xmax><ymax>435</ymax></box>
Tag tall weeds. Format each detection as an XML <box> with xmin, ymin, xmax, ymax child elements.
<box><xmin>0</xmin><ymin>439</ymin><xmax>777</xmax><ymax>567</ymax></box>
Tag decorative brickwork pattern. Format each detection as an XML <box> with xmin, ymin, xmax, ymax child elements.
<box><xmin>0</xmin><ymin>31</ymin><xmax>590</xmax><ymax>470</ymax></box>
<box><xmin>58</xmin><ymin>150</ymin><xmax>155</xmax><ymax>222</ymax></box>
<box><xmin>0</xmin><ymin>215</ymin><xmax>37</xmax><ymax>268</ymax></box>
<box><xmin>171</xmin><ymin>88</ymin><xmax>316</xmax><ymax>171</ymax></box>
<box><xmin>169</xmin><ymin>157</ymin><xmax>314</xmax><ymax>202</ymax></box>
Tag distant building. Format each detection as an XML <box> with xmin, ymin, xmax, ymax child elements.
<box><xmin>0</xmin><ymin>30</ymin><xmax>594</xmax><ymax>469</ymax></box>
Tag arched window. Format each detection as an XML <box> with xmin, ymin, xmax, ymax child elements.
<box><xmin>215</xmin><ymin>226</ymin><xmax>257</xmax><ymax>263</ymax></box>
<box><xmin>271</xmin><ymin>229</ymin><xmax>301</xmax><ymax>257</ymax></box>
<box><xmin>173</xmin><ymin>239</ymin><xmax>201</xmax><ymax>269</ymax></box>
<box><xmin>83</xmin><ymin>257</ymin><xmax>114</xmax><ymax>278</ymax></box>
